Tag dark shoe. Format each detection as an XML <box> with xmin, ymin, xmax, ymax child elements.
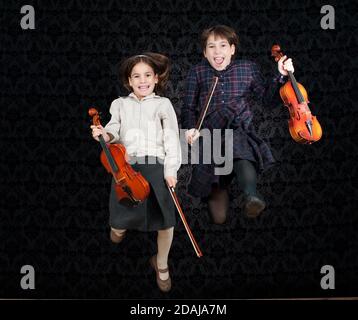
<box><xmin>240</xmin><ymin>194</ymin><xmax>266</xmax><ymax>218</ymax></box>
<box><xmin>110</xmin><ymin>229</ymin><xmax>126</xmax><ymax>243</ymax></box>
<box><xmin>208</xmin><ymin>189</ymin><xmax>229</xmax><ymax>224</ymax></box>
<box><xmin>149</xmin><ymin>255</ymin><xmax>171</xmax><ymax>292</ymax></box>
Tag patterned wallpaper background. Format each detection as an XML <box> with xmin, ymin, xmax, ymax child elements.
<box><xmin>1</xmin><ymin>0</ymin><xmax>357</xmax><ymax>298</ymax></box>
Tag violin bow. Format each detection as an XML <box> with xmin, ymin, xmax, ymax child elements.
<box><xmin>195</xmin><ymin>76</ymin><xmax>219</xmax><ymax>132</ymax></box>
<box><xmin>166</xmin><ymin>183</ymin><xmax>203</xmax><ymax>258</ymax></box>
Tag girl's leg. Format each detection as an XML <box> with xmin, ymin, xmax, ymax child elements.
<box><xmin>110</xmin><ymin>227</ymin><xmax>126</xmax><ymax>243</ymax></box>
<box><xmin>207</xmin><ymin>187</ymin><xmax>229</xmax><ymax>224</ymax></box>
<box><xmin>233</xmin><ymin>159</ymin><xmax>266</xmax><ymax>218</ymax></box>
<box><xmin>233</xmin><ymin>159</ymin><xmax>258</xmax><ymax>195</ymax></box>
<box><xmin>156</xmin><ymin>227</ymin><xmax>174</xmax><ymax>280</ymax></box>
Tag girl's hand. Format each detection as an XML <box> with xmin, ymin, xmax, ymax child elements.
<box><xmin>185</xmin><ymin>128</ymin><xmax>200</xmax><ymax>145</ymax></box>
<box><xmin>165</xmin><ymin>176</ymin><xmax>177</xmax><ymax>188</ymax></box>
<box><xmin>91</xmin><ymin>125</ymin><xmax>111</xmax><ymax>143</ymax></box>
<box><xmin>278</xmin><ymin>55</ymin><xmax>294</xmax><ymax>76</ymax></box>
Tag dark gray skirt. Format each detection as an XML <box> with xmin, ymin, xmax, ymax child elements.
<box><xmin>109</xmin><ymin>156</ymin><xmax>176</xmax><ymax>232</ymax></box>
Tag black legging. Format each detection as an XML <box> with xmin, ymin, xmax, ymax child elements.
<box><xmin>232</xmin><ymin>159</ymin><xmax>258</xmax><ymax>196</ymax></box>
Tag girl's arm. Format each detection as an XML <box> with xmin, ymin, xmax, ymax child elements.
<box><xmin>182</xmin><ymin>67</ymin><xmax>200</xmax><ymax>129</ymax></box>
<box><xmin>104</xmin><ymin>99</ymin><xmax>122</xmax><ymax>143</ymax></box>
<box><xmin>160</xmin><ymin>99</ymin><xmax>182</xmax><ymax>180</ymax></box>
<box><xmin>250</xmin><ymin>62</ymin><xmax>285</xmax><ymax>107</ymax></box>
<box><xmin>250</xmin><ymin>56</ymin><xmax>294</xmax><ymax>107</ymax></box>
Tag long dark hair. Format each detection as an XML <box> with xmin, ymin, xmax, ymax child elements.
<box><xmin>120</xmin><ymin>52</ymin><xmax>170</xmax><ymax>95</ymax></box>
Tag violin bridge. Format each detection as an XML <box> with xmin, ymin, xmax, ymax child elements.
<box><xmin>115</xmin><ymin>177</ymin><xmax>126</xmax><ymax>184</ymax></box>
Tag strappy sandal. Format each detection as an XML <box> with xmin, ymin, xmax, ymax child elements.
<box><xmin>110</xmin><ymin>229</ymin><xmax>126</xmax><ymax>243</ymax></box>
<box><xmin>149</xmin><ymin>255</ymin><xmax>172</xmax><ymax>292</ymax></box>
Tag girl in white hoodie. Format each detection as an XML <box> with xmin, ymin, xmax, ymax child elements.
<box><xmin>91</xmin><ymin>53</ymin><xmax>181</xmax><ymax>292</ymax></box>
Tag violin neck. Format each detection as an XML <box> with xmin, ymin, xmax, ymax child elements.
<box><xmin>98</xmin><ymin>135</ymin><xmax>119</xmax><ymax>173</ymax></box>
<box><xmin>288</xmin><ymin>71</ymin><xmax>305</xmax><ymax>103</ymax></box>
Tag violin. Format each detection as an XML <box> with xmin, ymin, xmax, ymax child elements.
<box><xmin>89</xmin><ymin>107</ymin><xmax>150</xmax><ymax>206</ymax></box>
<box><xmin>271</xmin><ymin>45</ymin><xmax>322</xmax><ymax>144</ymax></box>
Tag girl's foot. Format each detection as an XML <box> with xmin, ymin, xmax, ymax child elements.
<box><xmin>240</xmin><ymin>194</ymin><xmax>266</xmax><ymax>218</ymax></box>
<box><xmin>149</xmin><ymin>255</ymin><xmax>171</xmax><ymax>292</ymax></box>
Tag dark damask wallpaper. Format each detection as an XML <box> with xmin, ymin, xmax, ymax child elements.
<box><xmin>1</xmin><ymin>0</ymin><xmax>357</xmax><ymax>299</ymax></box>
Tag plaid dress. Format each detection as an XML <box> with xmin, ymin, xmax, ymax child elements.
<box><xmin>182</xmin><ymin>59</ymin><xmax>286</xmax><ymax>197</ymax></box>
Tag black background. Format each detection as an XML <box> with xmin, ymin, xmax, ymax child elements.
<box><xmin>1</xmin><ymin>0</ymin><xmax>357</xmax><ymax>299</ymax></box>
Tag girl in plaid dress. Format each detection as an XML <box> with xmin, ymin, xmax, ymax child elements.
<box><xmin>182</xmin><ymin>25</ymin><xmax>294</xmax><ymax>223</ymax></box>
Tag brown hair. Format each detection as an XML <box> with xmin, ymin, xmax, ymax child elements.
<box><xmin>201</xmin><ymin>25</ymin><xmax>239</xmax><ymax>57</ymax></box>
<box><xmin>120</xmin><ymin>52</ymin><xmax>170</xmax><ymax>95</ymax></box>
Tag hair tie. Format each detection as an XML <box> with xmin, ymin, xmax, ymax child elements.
<box><xmin>134</xmin><ymin>54</ymin><xmax>150</xmax><ymax>59</ymax></box>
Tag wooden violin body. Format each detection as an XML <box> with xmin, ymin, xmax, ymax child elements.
<box><xmin>272</xmin><ymin>45</ymin><xmax>322</xmax><ymax>144</ymax></box>
<box><xmin>99</xmin><ymin>142</ymin><xmax>150</xmax><ymax>206</ymax></box>
<box><xmin>278</xmin><ymin>80</ymin><xmax>322</xmax><ymax>144</ymax></box>
<box><xmin>89</xmin><ymin>108</ymin><xmax>150</xmax><ymax>206</ymax></box>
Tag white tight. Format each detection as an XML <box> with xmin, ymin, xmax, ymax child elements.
<box><xmin>110</xmin><ymin>226</ymin><xmax>174</xmax><ymax>269</ymax></box>
<box><xmin>156</xmin><ymin>227</ymin><xmax>174</xmax><ymax>269</ymax></box>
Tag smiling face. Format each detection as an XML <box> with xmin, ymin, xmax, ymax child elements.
<box><xmin>204</xmin><ymin>34</ymin><xmax>236</xmax><ymax>71</ymax></box>
<box><xmin>128</xmin><ymin>62</ymin><xmax>158</xmax><ymax>99</ymax></box>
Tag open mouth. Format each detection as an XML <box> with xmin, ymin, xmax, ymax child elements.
<box><xmin>138</xmin><ymin>85</ymin><xmax>150</xmax><ymax>91</ymax></box>
<box><xmin>214</xmin><ymin>57</ymin><xmax>224</xmax><ymax>65</ymax></box>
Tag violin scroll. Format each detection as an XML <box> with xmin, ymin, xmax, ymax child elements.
<box><xmin>271</xmin><ymin>44</ymin><xmax>284</xmax><ymax>62</ymax></box>
<box><xmin>88</xmin><ymin>108</ymin><xmax>101</xmax><ymax>127</ymax></box>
